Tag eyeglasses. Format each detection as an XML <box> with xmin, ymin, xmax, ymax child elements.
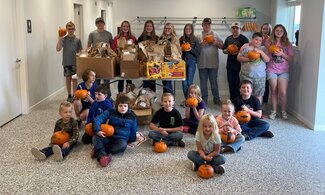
<box><xmin>67</xmin><ymin>28</ymin><xmax>75</xmax><ymax>31</ymax></box>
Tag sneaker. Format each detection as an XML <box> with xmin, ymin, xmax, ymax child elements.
<box><xmin>213</xmin><ymin>99</ymin><xmax>222</xmax><ymax>105</ymax></box>
<box><xmin>242</xmin><ymin>133</ymin><xmax>250</xmax><ymax>141</ymax></box>
<box><xmin>281</xmin><ymin>111</ymin><xmax>288</xmax><ymax>120</ymax></box>
<box><xmin>52</xmin><ymin>145</ymin><xmax>63</xmax><ymax>161</ymax></box>
<box><xmin>261</xmin><ymin>130</ymin><xmax>274</xmax><ymax>138</ymax></box>
<box><xmin>151</xmin><ymin>139</ymin><xmax>157</xmax><ymax>146</ymax></box>
<box><xmin>99</xmin><ymin>154</ymin><xmax>112</xmax><ymax>167</ymax></box>
<box><xmin>213</xmin><ymin>165</ymin><xmax>225</xmax><ymax>174</ymax></box>
<box><xmin>67</xmin><ymin>96</ymin><xmax>74</xmax><ymax>103</ymax></box>
<box><xmin>269</xmin><ymin>111</ymin><xmax>277</xmax><ymax>120</ymax></box>
<box><xmin>174</xmin><ymin>140</ymin><xmax>185</xmax><ymax>148</ymax></box>
<box><xmin>31</xmin><ymin>148</ymin><xmax>46</xmax><ymax>161</ymax></box>
<box><xmin>182</xmin><ymin>126</ymin><xmax>190</xmax><ymax>133</ymax></box>
<box><xmin>220</xmin><ymin>146</ymin><xmax>233</xmax><ymax>154</ymax></box>
<box><xmin>90</xmin><ymin>146</ymin><xmax>95</xmax><ymax>159</ymax></box>
<box><xmin>192</xmin><ymin>162</ymin><xmax>199</xmax><ymax>171</ymax></box>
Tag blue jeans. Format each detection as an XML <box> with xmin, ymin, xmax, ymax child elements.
<box><xmin>118</xmin><ymin>80</ymin><xmax>132</xmax><ymax>93</ymax></box>
<box><xmin>143</xmin><ymin>80</ymin><xmax>156</xmax><ymax>92</ymax></box>
<box><xmin>182</xmin><ymin>59</ymin><xmax>197</xmax><ymax>99</ymax></box>
<box><xmin>41</xmin><ymin>144</ymin><xmax>75</xmax><ymax>158</ymax></box>
<box><xmin>227</xmin><ymin>68</ymin><xmax>240</xmax><ymax>100</ymax></box>
<box><xmin>221</xmin><ymin>134</ymin><xmax>245</xmax><ymax>152</ymax></box>
<box><xmin>92</xmin><ymin>136</ymin><xmax>127</xmax><ymax>157</ymax></box>
<box><xmin>148</xmin><ymin>130</ymin><xmax>183</xmax><ymax>146</ymax></box>
<box><xmin>162</xmin><ymin>81</ymin><xmax>173</xmax><ymax>93</ymax></box>
<box><xmin>240</xmin><ymin>119</ymin><xmax>270</xmax><ymax>140</ymax></box>
<box><xmin>187</xmin><ymin>150</ymin><xmax>226</xmax><ymax>167</ymax></box>
<box><xmin>198</xmin><ymin>68</ymin><xmax>220</xmax><ymax>103</ymax></box>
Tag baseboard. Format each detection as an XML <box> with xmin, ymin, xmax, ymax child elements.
<box><xmin>28</xmin><ymin>87</ymin><xmax>65</xmax><ymax>113</ymax></box>
<box><xmin>287</xmin><ymin>107</ymin><xmax>315</xmax><ymax>130</ymax></box>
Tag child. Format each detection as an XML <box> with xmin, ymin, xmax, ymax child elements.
<box><xmin>215</xmin><ymin>100</ymin><xmax>245</xmax><ymax>153</ymax></box>
<box><xmin>149</xmin><ymin>92</ymin><xmax>185</xmax><ymax>147</ymax></box>
<box><xmin>81</xmin><ymin>84</ymin><xmax>113</xmax><ymax>144</ymax></box>
<box><xmin>92</xmin><ymin>95</ymin><xmax>137</xmax><ymax>167</ymax></box>
<box><xmin>187</xmin><ymin>113</ymin><xmax>226</xmax><ymax>174</ymax></box>
<box><xmin>232</xmin><ymin>80</ymin><xmax>274</xmax><ymax>141</ymax></box>
<box><xmin>237</xmin><ymin>32</ymin><xmax>270</xmax><ymax>104</ymax></box>
<box><xmin>183</xmin><ymin>84</ymin><xmax>206</xmax><ymax>135</ymax></box>
<box><xmin>56</xmin><ymin>21</ymin><xmax>82</xmax><ymax>102</ymax></box>
<box><xmin>31</xmin><ymin>101</ymin><xmax>79</xmax><ymax>161</ymax></box>
<box><xmin>73</xmin><ymin>69</ymin><xmax>97</xmax><ymax>127</ymax></box>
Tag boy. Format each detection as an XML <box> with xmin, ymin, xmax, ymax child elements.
<box><xmin>149</xmin><ymin>93</ymin><xmax>185</xmax><ymax>147</ymax></box>
<box><xmin>232</xmin><ymin>80</ymin><xmax>273</xmax><ymax>141</ymax></box>
<box><xmin>81</xmin><ymin>84</ymin><xmax>113</xmax><ymax>144</ymax></box>
<box><xmin>56</xmin><ymin>21</ymin><xmax>82</xmax><ymax>102</ymax></box>
<box><xmin>31</xmin><ymin>101</ymin><xmax>79</xmax><ymax>161</ymax></box>
<box><xmin>92</xmin><ymin>95</ymin><xmax>137</xmax><ymax>167</ymax></box>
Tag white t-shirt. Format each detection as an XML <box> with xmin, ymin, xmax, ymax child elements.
<box><xmin>195</xmin><ymin>131</ymin><xmax>221</xmax><ymax>154</ymax></box>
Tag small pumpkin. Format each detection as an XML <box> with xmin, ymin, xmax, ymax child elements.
<box><xmin>247</xmin><ymin>50</ymin><xmax>260</xmax><ymax>61</ymax></box>
<box><xmin>100</xmin><ymin>124</ymin><xmax>114</xmax><ymax>137</ymax></box>
<box><xmin>51</xmin><ymin>130</ymin><xmax>70</xmax><ymax>146</ymax></box>
<box><xmin>197</xmin><ymin>162</ymin><xmax>214</xmax><ymax>179</ymax></box>
<box><xmin>85</xmin><ymin>123</ymin><xmax>94</xmax><ymax>136</ymax></box>
<box><xmin>221</xmin><ymin>131</ymin><xmax>236</xmax><ymax>144</ymax></box>
<box><xmin>181</xmin><ymin>42</ymin><xmax>191</xmax><ymax>51</ymax></box>
<box><xmin>227</xmin><ymin>44</ymin><xmax>239</xmax><ymax>55</ymax></box>
<box><xmin>203</xmin><ymin>34</ymin><xmax>215</xmax><ymax>44</ymax></box>
<box><xmin>268</xmin><ymin>44</ymin><xmax>281</xmax><ymax>54</ymax></box>
<box><xmin>58</xmin><ymin>27</ymin><xmax>67</xmax><ymax>37</ymax></box>
<box><xmin>186</xmin><ymin>97</ymin><xmax>198</xmax><ymax>107</ymax></box>
<box><xmin>74</xmin><ymin>89</ymin><xmax>88</xmax><ymax>99</ymax></box>
<box><xmin>235</xmin><ymin>110</ymin><xmax>251</xmax><ymax>124</ymax></box>
<box><xmin>153</xmin><ymin>140</ymin><xmax>167</xmax><ymax>153</ymax></box>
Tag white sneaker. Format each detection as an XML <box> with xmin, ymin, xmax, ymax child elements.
<box><xmin>52</xmin><ymin>145</ymin><xmax>63</xmax><ymax>161</ymax></box>
<box><xmin>192</xmin><ymin>162</ymin><xmax>198</xmax><ymax>171</ymax></box>
<box><xmin>281</xmin><ymin>111</ymin><xmax>288</xmax><ymax>120</ymax></box>
<box><xmin>269</xmin><ymin>111</ymin><xmax>277</xmax><ymax>120</ymax></box>
<box><xmin>31</xmin><ymin>148</ymin><xmax>46</xmax><ymax>161</ymax></box>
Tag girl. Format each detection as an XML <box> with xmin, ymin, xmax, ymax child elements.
<box><xmin>215</xmin><ymin>100</ymin><xmax>245</xmax><ymax>153</ymax></box>
<box><xmin>266</xmin><ymin>24</ymin><xmax>294</xmax><ymax>120</ymax></box>
<box><xmin>183</xmin><ymin>84</ymin><xmax>206</xmax><ymax>135</ymax></box>
<box><xmin>111</xmin><ymin>21</ymin><xmax>137</xmax><ymax>93</ymax></box>
<box><xmin>187</xmin><ymin>113</ymin><xmax>226</xmax><ymax>174</ymax></box>
<box><xmin>179</xmin><ymin>24</ymin><xmax>200</xmax><ymax>102</ymax></box>
<box><xmin>137</xmin><ymin>20</ymin><xmax>159</xmax><ymax>92</ymax></box>
<box><xmin>74</xmin><ymin>69</ymin><xmax>96</xmax><ymax>127</ymax></box>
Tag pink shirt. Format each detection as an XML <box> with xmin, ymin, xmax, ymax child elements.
<box><xmin>266</xmin><ymin>43</ymin><xmax>294</xmax><ymax>74</ymax></box>
<box><xmin>215</xmin><ymin>115</ymin><xmax>241</xmax><ymax>135</ymax></box>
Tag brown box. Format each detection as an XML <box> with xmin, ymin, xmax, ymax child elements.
<box><xmin>120</xmin><ymin>60</ymin><xmax>140</xmax><ymax>78</ymax></box>
<box><xmin>76</xmin><ymin>57</ymin><xmax>119</xmax><ymax>79</ymax></box>
<box><xmin>133</xmin><ymin>108</ymin><xmax>152</xmax><ymax>125</ymax></box>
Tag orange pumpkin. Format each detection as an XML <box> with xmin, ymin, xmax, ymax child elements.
<box><xmin>58</xmin><ymin>27</ymin><xmax>67</xmax><ymax>37</ymax></box>
<box><xmin>74</xmin><ymin>89</ymin><xmax>88</xmax><ymax>99</ymax></box>
<box><xmin>227</xmin><ymin>44</ymin><xmax>239</xmax><ymax>55</ymax></box>
<box><xmin>51</xmin><ymin>130</ymin><xmax>70</xmax><ymax>146</ymax></box>
<box><xmin>85</xmin><ymin>123</ymin><xmax>94</xmax><ymax>136</ymax></box>
<box><xmin>203</xmin><ymin>34</ymin><xmax>215</xmax><ymax>44</ymax></box>
<box><xmin>268</xmin><ymin>44</ymin><xmax>281</xmax><ymax>54</ymax></box>
<box><xmin>197</xmin><ymin>163</ymin><xmax>214</xmax><ymax>179</ymax></box>
<box><xmin>235</xmin><ymin>110</ymin><xmax>251</xmax><ymax>124</ymax></box>
<box><xmin>186</xmin><ymin>97</ymin><xmax>198</xmax><ymax>107</ymax></box>
<box><xmin>247</xmin><ymin>50</ymin><xmax>260</xmax><ymax>60</ymax></box>
<box><xmin>221</xmin><ymin>131</ymin><xmax>236</xmax><ymax>143</ymax></box>
<box><xmin>181</xmin><ymin>42</ymin><xmax>191</xmax><ymax>51</ymax></box>
<box><xmin>100</xmin><ymin>124</ymin><xmax>114</xmax><ymax>137</ymax></box>
<box><xmin>153</xmin><ymin>140</ymin><xmax>167</xmax><ymax>153</ymax></box>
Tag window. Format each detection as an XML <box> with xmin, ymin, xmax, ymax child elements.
<box><xmin>287</xmin><ymin>2</ymin><xmax>301</xmax><ymax>46</ymax></box>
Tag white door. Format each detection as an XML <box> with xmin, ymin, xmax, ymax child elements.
<box><xmin>0</xmin><ymin>0</ymin><xmax>22</xmax><ymax>126</ymax></box>
<box><xmin>74</xmin><ymin>4</ymin><xmax>83</xmax><ymax>42</ymax></box>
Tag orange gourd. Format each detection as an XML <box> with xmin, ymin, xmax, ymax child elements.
<box><xmin>51</xmin><ymin>130</ymin><xmax>70</xmax><ymax>146</ymax></box>
<box><xmin>235</xmin><ymin>110</ymin><xmax>251</xmax><ymax>124</ymax></box>
<box><xmin>85</xmin><ymin>123</ymin><xmax>94</xmax><ymax>136</ymax></box>
<box><xmin>186</xmin><ymin>97</ymin><xmax>198</xmax><ymax>107</ymax></box>
<box><xmin>227</xmin><ymin>44</ymin><xmax>239</xmax><ymax>55</ymax></box>
<box><xmin>74</xmin><ymin>90</ymin><xmax>88</xmax><ymax>99</ymax></box>
<box><xmin>268</xmin><ymin>44</ymin><xmax>281</xmax><ymax>54</ymax></box>
<box><xmin>220</xmin><ymin>131</ymin><xmax>236</xmax><ymax>143</ymax></box>
<box><xmin>203</xmin><ymin>34</ymin><xmax>215</xmax><ymax>44</ymax></box>
<box><xmin>58</xmin><ymin>27</ymin><xmax>67</xmax><ymax>37</ymax></box>
<box><xmin>181</xmin><ymin>42</ymin><xmax>191</xmax><ymax>51</ymax></box>
<box><xmin>247</xmin><ymin>50</ymin><xmax>260</xmax><ymax>60</ymax></box>
<box><xmin>153</xmin><ymin>140</ymin><xmax>167</xmax><ymax>153</ymax></box>
<box><xmin>197</xmin><ymin>162</ymin><xmax>214</xmax><ymax>179</ymax></box>
<box><xmin>100</xmin><ymin>124</ymin><xmax>114</xmax><ymax>137</ymax></box>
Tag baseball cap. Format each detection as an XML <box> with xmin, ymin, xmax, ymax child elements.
<box><xmin>95</xmin><ymin>17</ymin><xmax>105</xmax><ymax>24</ymax></box>
<box><xmin>202</xmin><ymin>17</ymin><xmax>212</xmax><ymax>25</ymax></box>
<box><xmin>231</xmin><ymin>22</ymin><xmax>240</xmax><ymax>28</ymax></box>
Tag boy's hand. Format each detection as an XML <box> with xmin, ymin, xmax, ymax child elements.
<box><xmin>62</xmin><ymin>142</ymin><xmax>70</xmax><ymax>149</ymax></box>
<box><xmin>159</xmin><ymin>128</ymin><xmax>168</xmax><ymax>136</ymax></box>
<box><xmin>97</xmin><ymin>131</ymin><xmax>106</xmax><ymax>137</ymax></box>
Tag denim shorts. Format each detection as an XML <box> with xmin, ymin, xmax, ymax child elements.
<box><xmin>240</xmin><ymin>75</ymin><xmax>266</xmax><ymax>97</ymax></box>
<box><xmin>267</xmin><ymin>72</ymin><xmax>289</xmax><ymax>81</ymax></box>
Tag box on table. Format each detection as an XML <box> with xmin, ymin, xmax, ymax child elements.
<box><xmin>120</xmin><ymin>60</ymin><xmax>140</xmax><ymax>78</ymax></box>
<box><xmin>133</xmin><ymin>108</ymin><xmax>152</xmax><ymax>125</ymax></box>
<box><xmin>162</xmin><ymin>60</ymin><xmax>186</xmax><ymax>79</ymax></box>
<box><xmin>76</xmin><ymin>56</ymin><xmax>119</xmax><ymax>79</ymax></box>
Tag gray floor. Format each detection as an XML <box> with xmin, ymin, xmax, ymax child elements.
<box><xmin>1</xmin><ymin>92</ymin><xmax>325</xmax><ymax>194</ymax></box>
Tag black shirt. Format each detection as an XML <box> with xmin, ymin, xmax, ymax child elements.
<box><xmin>224</xmin><ymin>34</ymin><xmax>249</xmax><ymax>71</ymax></box>
<box><xmin>151</xmin><ymin>108</ymin><xmax>183</xmax><ymax>128</ymax></box>
<box><xmin>233</xmin><ymin>95</ymin><xmax>261</xmax><ymax>120</ymax></box>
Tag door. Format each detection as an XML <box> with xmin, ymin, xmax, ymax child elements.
<box><xmin>0</xmin><ymin>0</ymin><xmax>22</xmax><ymax>126</ymax></box>
<box><xmin>73</xmin><ymin>4</ymin><xmax>83</xmax><ymax>42</ymax></box>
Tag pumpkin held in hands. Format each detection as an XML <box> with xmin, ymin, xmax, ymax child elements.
<box><xmin>197</xmin><ymin>163</ymin><xmax>214</xmax><ymax>179</ymax></box>
<box><xmin>153</xmin><ymin>140</ymin><xmax>167</xmax><ymax>153</ymax></box>
<box><xmin>181</xmin><ymin>42</ymin><xmax>191</xmax><ymax>51</ymax></box>
<box><xmin>247</xmin><ymin>50</ymin><xmax>260</xmax><ymax>61</ymax></box>
<box><xmin>227</xmin><ymin>44</ymin><xmax>239</xmax><ymax>55</ymax></box>
<box><xmin>58</xmin><ymin>27</ymin><xmax>67</xmax><ymax>37</ymax></box>
<box><xmin>221</xmin><ymin>131</ymin><xmax>236</xmax><ymax>143</ymax></box>
<box><xmin>268</xmin><ymin>44</ymin><xmax>281</xmax><ymax>54</ymax></box>
<box><xmin>203</xmin><ymin>34</ymin><xmax>215</xmax><ymax>44</ymax></box>
<box><xmin>235</xmin><ymin>110</ymin><xmax>251</xmax><ymax>124</ymax></box>
<box><xmin>51</xmin><ymin>131</ymin><xmax>70</xmax><ymax>146</ymax></box>
<box><xmin>100</xmin><ymin>124</ymin><xmax>114</xmax><ymax>137</ymax></box>
<box><xmin>186</xmin><ymin>97</ymin><xmax>198</xmax><ymax>107</ymax></box>
<box><xmin>85</xmin><ymin>123</ymin><xmax>94</xmax><ymax>136</ymax></box>
<box><xmin>74</xmin><ymin>90</ymin><xmax>88</xmax><ymax>99</ymax></box>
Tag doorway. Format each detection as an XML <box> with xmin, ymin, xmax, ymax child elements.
<box><xmin>73</xmin><ymin>4</ymin><xmax>84</xmax><ymax>43</ymax></box>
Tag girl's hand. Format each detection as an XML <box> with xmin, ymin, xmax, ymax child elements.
<box><xmin>274</xmin><ymin>48</ymin><xmax>284</xmax><ymax>57</ymax></box>
<box><xmin>62</xmin><ymin>142</ymin><xmax>70</xmax><ymax>149</ymax></box>
<box><xmin>204</xmin><ymin>155</ymin><xmax>213</xmax><ymax>162</ymax></box>
<box><xmin>97</xmin><ymin>131</ymin><xmax>106</xmax><ymax>137</ymax></box>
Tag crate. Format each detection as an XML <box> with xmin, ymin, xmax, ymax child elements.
<box><xmin>133</xmin><ymin>108</ymin><xmax>152</xmax><ymax>125</ymax></box>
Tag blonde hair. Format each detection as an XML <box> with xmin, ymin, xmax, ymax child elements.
<box><xmin>221</xmin><ymin>99</ymin><xmax>235</xmax><ymax>113</ymax></box>
<box><xmin>187</xmin><ymin>84</ymin><xmax>203</xmax><ymax>102</ymax></box>
<box><xmin>59</xmin><ymin>101</ymin><xmax>72</xmax><ymax>112</ymax></box>
<box><xmin>197</xmin><ymin>113</ymin><xmax>219</xmax><ymax>143</ymax></box>
<box><xmin>161</xmin><ymin>92</ymin><xmax>174</xmax><ymax>102</ymax></box>
<box><xmin>160</xmin><ymin>23</ymin><xmax>178</xmax><ymax>44</ymax></box>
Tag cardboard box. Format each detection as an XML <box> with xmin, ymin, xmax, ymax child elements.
<box><xmin>120</xmin><ymin>60</ymin><xmax>140</xmax><ymax>78</ymax></box>
<box><xmin>133</xmin><ymin>108</ymin><xmax>152</xmax><ymax>125</ymax></box>
<box><xmin>76</xmin><ymin>56</ymin><xmax>119</xmax><ymax>79</ymax></box>
<box><xmin>162</xmin><ymin>60</ymin><xmax>186</xmax><ymax>79</ymax></box>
